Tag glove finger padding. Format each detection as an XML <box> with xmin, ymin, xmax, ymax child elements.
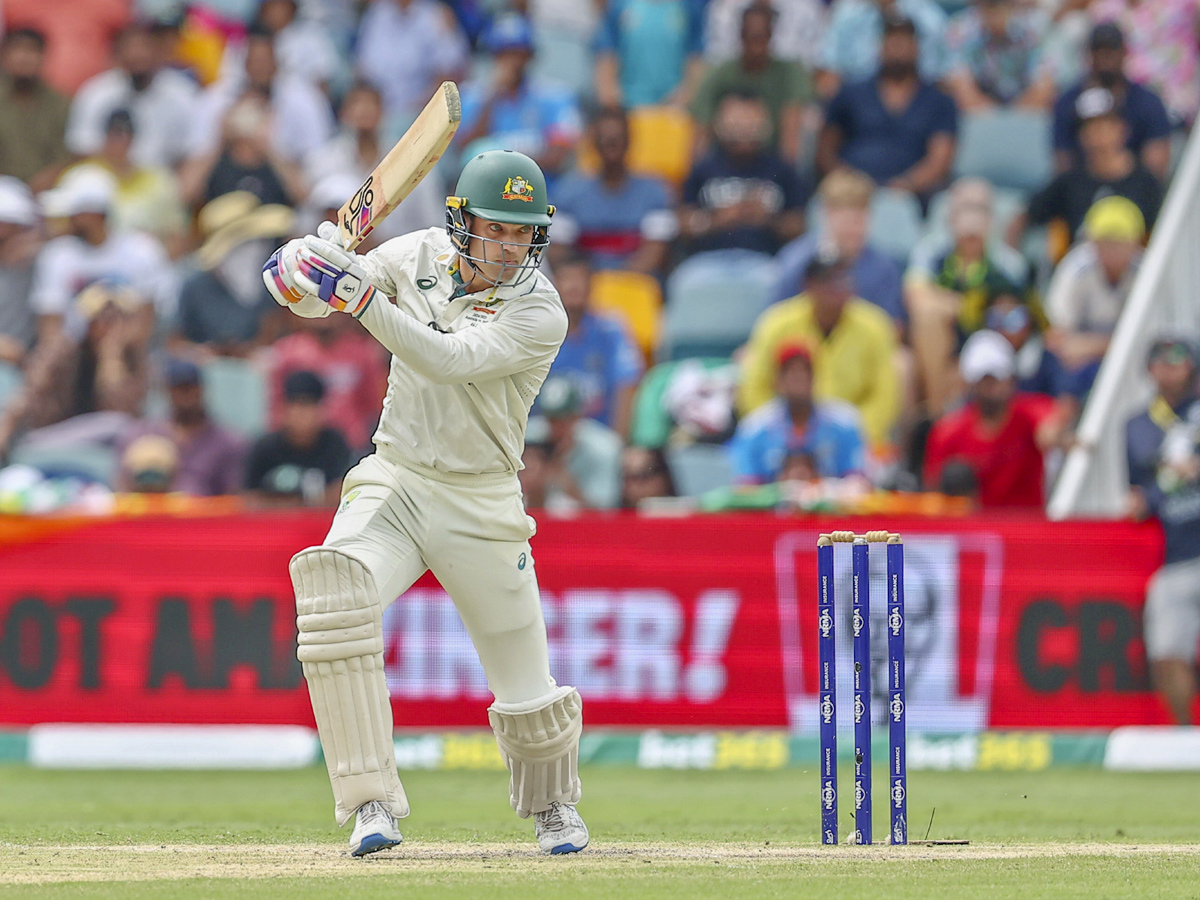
<box><xmin>294</xmin><ymin>239</ymin><xmax>378</xmax><ymax>318</ymax></box>
<box><xmin>262</xmin><ymin>238</ymin><xmax>308</xmax><ymax>306</ymax></box>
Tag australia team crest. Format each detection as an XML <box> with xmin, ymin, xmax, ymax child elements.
<box><xmin>502</xmin><ymin>176</ymin><xmax>534</xmax><ymax>202</ymax></box>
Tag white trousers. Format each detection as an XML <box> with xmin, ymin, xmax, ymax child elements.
<box><xmin>325</xmin><ymin>448</ymin><xmax>558</xmax><ymax>704</ymax></box>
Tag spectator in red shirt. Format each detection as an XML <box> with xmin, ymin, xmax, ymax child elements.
<box><xmin>923</xmin><ymin>329</ymin><xmax>1068</xmax><ymax>508</ymax></box>
<box><xmin>266</xmin><ymin>312</ymin><xmax>389</xmax><ymax>454</ymax></box>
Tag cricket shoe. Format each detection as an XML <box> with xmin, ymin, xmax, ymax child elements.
<box><xmin>534</xmin><ymin>802</ymin><xmax>589</xmax><ymax>854</ymax></box>
<box><xmin>349</xmin><ymin>800</ymin><xmax>403</xmax><ymax>857</ymax></box>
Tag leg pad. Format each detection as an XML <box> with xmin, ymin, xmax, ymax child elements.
<box><xmin>488</xmin><ymin>686</ymin><xmax>583</xmax><ymax>818</ymax></box>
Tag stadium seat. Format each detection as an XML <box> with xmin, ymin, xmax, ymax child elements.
<box><xmin>660</xmin><ymin>250</ymin><xmax>777</xmax><ymax>361</ymax></box>
<box><xmin>0</xmin><ymin>362</ymin><xmax>21</xmax><ymax>413</ymax></box>
<box><xmin>589</xmin><ymin>270</ymin><xmax>663</xmax><ymax>361</ymax></box>
<box><xmin>531</xmin><ymin>26</ymin><xmax>594</xmax><ymax>100</ymax></box>
<box><xmin>202</xmin><ymin>358</ymin><xmax>268</xmax><ymax>438</ymax></box>
<box><xmin>666</xmin><ymin>443</ymin><xmax>734</xmax><ymax>498</ymax></box>
<box><xmin>954</xmin><ymin>110</ymin><xmax>1053</xmax><ymax>194</ymax></box>
<box><xmin>867</xmin><ymin>188</ymin><xmax>926</xmax><ymax>267</ymax></box>
<box><xmin>576</xmin><ymin>105</ymin><xmax>695</xmax><ymax>186</ymax></box>
<box><xmin>8</xmin><ymin>442</ymin><xmax>118</xmax><ymax>487</ymax></box>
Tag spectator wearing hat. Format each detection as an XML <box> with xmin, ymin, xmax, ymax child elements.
<box><xmin>30</xmin><ymin>167</ymin><xmax>171</xmax><ymax>333</ymax></box>
<box><xmin>691</xmin><ymin>3</ymin><xmax>814</xmax><ymax>164</ymax></box>
<box><xmin>1052</xmin><ymin>22</ymin><xmax>1171</xmax><ymax>181</ymax></box>
<box><xmin>457</xmin><ymin>14</ymin><xmax>582</xmax><ymax>177</ymax></box>
<box><xmin>68</xmin><ymin>109</ymin><xmax>188</xmax><ymax>256</ymax></box>
<box><xmin>729</xmin><ymin>342</ymin><xmax>866</xmax><ymax>484</ymax></box>
<box><xmin>923</xmin><ymin>329</ymin><xmax>1068</xmax><ymax>508</ymax></box>
<box><xmin>945</xmin><ymin>0</ymin><xmax>1055</xmax><ymax>112</ymax></box>
<box><xmin>905</xmin><ymin>177</ymin><xmax>1031</xmax><ymax>417</ymax></box>
<box><xmin>244</xmin><ymin>370</ymin><xmax>351</xmax><ymax>507</ymax></box>
<box><xmin>739</xmin><ymin>251</ymin><xmax>900</xmax><ymax>450</ymax></box>
<box><xmin>266</xmin><ymin>312</ymin><xmax>389</xmax><ymax>456</ymax></box>
<box><xmin>303</xmin><ymin>81</ymin><xmax>443</xmax><ymax>243</ymax></box>
<box><xmin>551</xmin><ymin>106</ymin><xmax>675</xmax><ymax>275</ymax></box>
<box><xmin>0</xmin><ymin>178</ymin><xmax>42</xmax><ymax>366</ymax></box>
<box><xmin>0</xmin><ymin>28</ymin><xmax>71</xmax><ymax>189</ymax></box>
<box><xmin>819</xmin><ymin>0</ymin><xmax>950</xmax><ymax>97</ymax></box>
<box><xmin>1127</xmin><ymin>336</ymin><xmax>1200</xmax><ymax>724</ymax></box>
<box><xmin>817</xmin><ymin>15</ymin><xmax>957</xmax><ymax>199</ymax></box>
<box><xmin>354</xmin><ymin>0</ymin><xmax>469</xmax><ymax>123</ymax></box>
<box><xmin>66</xmin><ymin>21</ymin><xmax>200</xmax><ymax>170</ymax></box>
<box><xmin>1043</xmin><ymin>195</ymin><xmax>1143</xmax><ymax>398</ymax></box>
<box><xmin>770</xmin><ymin>169</ymin><xmax>904</xmax><ymax>324</ymax></box>
<box><xmin>121</xmin><ymin>432</ymin><xmax>180</xmax><ymax>494</ymax></box>
<box><xmin>594</xmin><ymin>0</ymin><xmax>706</xmax><ymax>110</ymax></box>
<box><xmin>1017</xmin><ymin>87</ymin><xmax>1162</xmax><ymax>245</ymax></box>
<box><xmin>173</xmin><ymin>191</ymin><xmax>295</xmax><ymax>358</ymax></box>
<box><xmin>545</xmin><ymin>253</ymin><xmax>643</xmax><ymax>438</ymax></box>
<box><xmin>679</xmin><ymin>91</ymin><xmax>807</xmax><ymax>257</ymax></box>
<box><xmin>525</xmin><ymin>376</ymin><xmax>623</xmax><ymax>510</ymax></box>
<box><xmin>187</xmin><ymin>27</ymin><xmax>333</xmax><ymax>172</ymax></box>
<box><xmin>115</xmin><ymin>357</ymin><xmax>246</xmax><ymax>496</ymax></box>
<box><xmin>986</xmin><ymin>289</ymin><xmax>1067</xmax><ymax>401</ymax></box>
<box><xmin>0</xmin><ymin>281</ymin><xmax>153</xmax><ymax>455</ymax></box>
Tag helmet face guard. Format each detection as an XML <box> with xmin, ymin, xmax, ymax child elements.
<box><xmin>446</xmin><ymin>196</ymin><xmax>553</xmax><ymax>288</ymax></box>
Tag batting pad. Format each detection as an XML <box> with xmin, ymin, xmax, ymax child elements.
<box><xmin>488</xmin><ymin>686</ymin><xmax>583</xmax><ymax>818</ymax></box>
<box><xmin>291</xmin><ymin>547</ymin><xmax>409</xmax><ymax>827</ymax></box>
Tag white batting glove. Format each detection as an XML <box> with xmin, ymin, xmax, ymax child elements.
<box><xmin>293</xmin><ymin>221</ymin><xmax>379</xmax><ymax>318</ymax></box>
<box><xmin>262</xmin><ymin>238</ymin><xmax>309</xmax><ymax>307</ymax></box>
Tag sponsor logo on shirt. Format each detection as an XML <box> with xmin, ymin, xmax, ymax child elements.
<box><xmin>416</xmin><ymin>276</ymin><xmax>438</xmax><ymax>291</ymax></box>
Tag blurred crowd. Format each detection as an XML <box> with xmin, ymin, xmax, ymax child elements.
<box><xmin>0</xmin><ymin>0</ymin><xmax>1194</xmax><ymax>515</ymax></box>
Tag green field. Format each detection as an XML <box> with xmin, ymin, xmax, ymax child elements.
<box><xmin>2</xmin><ymin>765</ymin><xmax>1198</xmax><ymax>899</ymax></box>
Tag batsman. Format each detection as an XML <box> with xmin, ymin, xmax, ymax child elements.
<box><xmin>262</xmin><ymin>149</ymin><xmax>587</xmax><ymax>857</ymax></box>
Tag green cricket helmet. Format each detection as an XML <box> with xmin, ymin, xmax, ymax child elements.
<box><xmin>446</xmin><ymin>149</ymin><xmax>554</xmax><ymax>286</ymax></box>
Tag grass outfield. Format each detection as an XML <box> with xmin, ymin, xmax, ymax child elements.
<box><xmin>1</xmin><ymin>765</ymin><xmax>1198</xmax><ymax>899</ymax></box>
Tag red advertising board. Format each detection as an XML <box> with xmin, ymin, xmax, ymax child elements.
<box><xmin>0</xmin><ymin>512</ymin><xmax>1172</xmax><ymax>729</ymax></box>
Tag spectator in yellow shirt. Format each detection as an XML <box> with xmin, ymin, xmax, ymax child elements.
<box><xmin>738</xmin><ymin>250</ymin><xmax>901</xmax><ymax>449</ymax></box>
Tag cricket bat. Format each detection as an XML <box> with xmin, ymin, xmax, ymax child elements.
<box><xmin>337</xmin><ymin>81</ymin><xmax>461</xmax><ymax>251</ymax></box>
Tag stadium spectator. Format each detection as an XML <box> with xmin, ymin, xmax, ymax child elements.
<box><xmin>267</xmin><ymin>313</ymin><xmax>390</xmax><ymax>456</ymax></box>
<box><xmin>1127</xmin><ymin>336</ymin><xmax>1200</xmax><ymax>725</ymax></box>
<box><xmin>221</xmin><ymin>0</ymin><xmax>339</xmax><ymax>93</ymax></box>
<box><xmin>187</xmin><ymin>27</ymin><xmax>333</xmax><ymax>170</ymax></box>
<box><xmin>987</xmin><ymin>290</ymin><xmax>1067</xmax><ymax>400</ymax></box>
<box><xmin>66</xmin><ymin>21</ymin><xmax>200</xmax><ymax>170</ymax></box>
<box><xmin>770</xmin><ymin>169</ymin><xmax>904</xmax><ymax>324</ymax></box>
<box><xmin>180</xmin><ymin>91</ymin><xmax>308</xmax><ymax>208</ymax></box>
<box><xmin>691</xmin><ymin>2</ymin><xmax>813</xmax><ymax>164</ymax></box>
<box><xmin>679</xmin><ymin>91</ymin><xmax>806</xmax><ymax>256</ymax></box>
<box><xmin>457</xmin><ymin>14</ymin><xmax>582</xmax><ymax>177</ymax></box>
<box><xmin>70</xmin><ymin>110</ymin><xmax>188</xmax><ymax>255</ymax></box>
<box><xmin>817</xmin><ymin>15</ymin><xmax>957</xmax><ymax>199</ymax></box>
<box><xmin>944</xmin><ymin>0</ymin><xmax>1056</xmax><ymax>112</ymax></box>
<box><xmin>29</xmin><ymin>168</ymin><xmax>171</xmax><ymax>333</ymax></box>
<box><xmin>0</xmin><ymin>282</ymin><xmax>153</xmax><ymax>455</ymax></box>
<box><xmin>1017</xmin><ymin>87</ymin><xmax>1162</xmax><ymax>244</ymax></box>
<box><xmin>173</xmin><ymin>192</ymin><xmax>295</xmax><ymax>359</ymax></box>
<box><xmin>1051</xmin><ymin>22</ymin><xmax>1171</xmax><ymax>181</ymax></box>
<box><xmin>594</xmin><ymin>0</ymin><xmax>705</xmax><ymax>110</ymax></box>
<box><xmin>0</xmin><ymin>178</ymin><xmax>41</xmax><ymax>367</ymax></box>
<box><xmin>355</xmin><ymin>0</ymin><xmax>469</xmax><ymax>123</ymax></box>
<box><xmin>244</xmin><ymin>370</ymin><xmax>351</xmax><ymax>507</ymax></box>
<box><xmin>551</xmin><ymin>107</ymin><xmax>675</xmax><ymax>275</ymax></box>
<box><xmin>819</xmin><ymin>0</ymin><xmax>949</xmax><ymax>96</ymax></box>
<box><xmin>1091</xmin><ymin>0</ymin><xmax>1199</xmax><ymax>128</ymax></box>
<box><xmin>729</xmin><ymin>342</ymin><xmax>866</xmax><ymax>483</ymax></box>
<box><xmin>544</xmin><ymin>253</ymin><xmax>643</xmax><ymax>438</ymax></box>
<box><xmin>115</xmin><ymin>357</ymin><xmax>246</xmax><ymax>496</ymax></box>
<box><xmin>1043</xmin><ymin>196</ymin><xmax>1143</xmax><ymax>399</ymax></box>
<box><xmin>704</xmin><ymin>0</ymin><xmax>826</xmax><ymax>70</ymax></box>
<box><xmin>906</xmin><ymin>177</ymin><xmax>1030</xmax><ymax>416</ymax></box>
<box><xmin>739</xmin><ymin>251</ymin><xmax>900</xmax><ymax>450</ymax></box>
<box><xmin>619</xmin><ymin>445</ymin><xmax>677</xmax><ymax>509</ymax></box>
<box><xmin>525</xmin><ymin>377</ymin><xmax>623</xmax><ymax>510</ymax></box>
<box><xmin>0</xmin><ymin>28</ymin><xmax>70</xmax><ymax>189</ymax></box>
<box><xmin>923</xmin><ymin>329</ymin><xmax>1068</xmax><ymax>508</ymax></box>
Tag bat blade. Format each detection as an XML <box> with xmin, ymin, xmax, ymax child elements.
<box><xmin>337</xmin><ymin>81</ymin><xmax>461</xmax><ymax>251</ymax></box>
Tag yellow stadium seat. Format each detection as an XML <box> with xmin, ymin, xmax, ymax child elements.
<box><xmin>589</xmin><ymin>270</ymin><xmax>663</xmax><ymax>362</ymax></box>
<box><xmin>576</xmin><ymin>106</ymin><xmax>695</xmax><ymax>186</ymax></box>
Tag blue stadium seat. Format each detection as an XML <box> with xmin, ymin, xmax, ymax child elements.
<box><xmin>531</xmin><ymin>26</ymin><xmax>594</xmax><ymax>100</ymax></box>
<box><xmin>661</xmin><ymin>250</ymin><xmax>777</xmax><ymax>361</ymax></box>
<box><xmin>954</xmin><ymin>110</ymin><xmax>1053</xmax><ymax>193</ymax></box>
<box><xmin>8</xmin><ymin>442</ymin><xmax>118</xmax><ymax>487</ymax></box>
<box><xmin>202</xmin><ymin>358</ymin><xmax>268</xmax><ymax>438</ymax></box>
<box><xmin>666</xmin><ymin>443</ymin><xmax>734</xmax><ymax>498</ymax></box>
<box><xmin>866</xmin><ymin>188</ymin><xmax>925</xmax><ymax>266</ymax></box>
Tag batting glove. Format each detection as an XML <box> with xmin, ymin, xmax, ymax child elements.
<box><xmin>262</xmin><ymin>238</ymin><xmax>309</xmax><ymax>306</ymax></box>
<box><xmin>293</xmin><ymin>221</ymin><xmax>378</xmax><ymax>318</ymax></box>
